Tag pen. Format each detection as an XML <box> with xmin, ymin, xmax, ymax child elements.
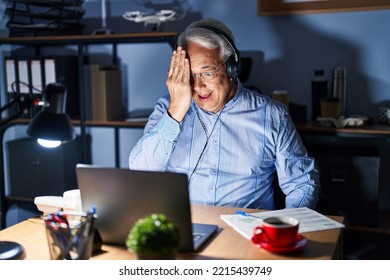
<box><xmin>236</xmin><ymin>211</ymin><xmax>264</xmax><ymax>220</ymax></box>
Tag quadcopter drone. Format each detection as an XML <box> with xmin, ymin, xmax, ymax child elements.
<box><xmin>122</xmin><ymin>10</ymin><xmax>177</xmax><ymax>24</ymax></box>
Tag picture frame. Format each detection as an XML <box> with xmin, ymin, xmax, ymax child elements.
<box><xmin>258</xmin><ymin>0</ymin><xmax>390</xmax><ymax>16</ymax></box>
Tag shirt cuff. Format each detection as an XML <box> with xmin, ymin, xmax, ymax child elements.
<box><xmin>155</xmin><ymin>112</ymin><xmax>181</xmax><ymax>142</ymax></box>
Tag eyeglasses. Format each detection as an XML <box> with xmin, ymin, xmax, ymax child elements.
<box><xmin>190</xmin><ymin>61</ymin><xmax>227</xmax><ymax>81</ymax></box>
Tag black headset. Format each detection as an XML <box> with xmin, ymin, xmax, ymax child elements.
<box><xmin>176</xmin><ymin>25</ymin><xmax>241</xmax><ymax>79</ymax></box>
<box><xmin>197</xmin><ymin>25</ymin><xmax>240</xmax><ymax>79</ymax></box>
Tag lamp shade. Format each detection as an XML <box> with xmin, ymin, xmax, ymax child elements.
<box><xmin>27</xmin><ymin>83</ymin><xmax>76</xmax><ymax>143</ymax></box>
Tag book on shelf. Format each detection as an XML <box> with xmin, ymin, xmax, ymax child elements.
<box><xmin>17</xmin><ymin>59</ymin><xmax>29</xmax><ymax>94</ymax></box>
<box><xmin>3</xmin><ymin>56</ymin><xmax>81</xmax><ymax>118</ymax></box>
<box><xmin>30</xmin><ymin>59</ymin><xmax>43</xmax><ymax>93</ymax></box>
<box><xmin>5</xmin><ymin>56</ymin><xmax>45</xmax><ymax>94</ymax></box>
<box><xmin>5</xmin><ymin>58</ymin><xmax>16</xmax><ymax>93</ymax></box>
<box><xmin>84</xmin><ymin>64</ymin><xmax>123</xmax><ymax>121</ymax></box>
<box><xmin>4</xmin><ymin>56</ymin><xmax>43</xmax><ymax>117</ymax></box>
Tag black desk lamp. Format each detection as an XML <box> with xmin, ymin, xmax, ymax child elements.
<box><xmin>27</xmin><ymin>83</ymin><xmax>76</xmax><ymax>148</ymax></box>
<box><xmin>0</xmin><ymin>82</ymin><xmax>75</xmax><ymax>147</ymax></box>
<box><xmin>0</xmin><ymin>82</ymin><xmax>75</xmax><ymax>259</ymax></box>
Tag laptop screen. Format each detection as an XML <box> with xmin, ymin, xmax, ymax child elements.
<box><xmin>76</xmin><ymin>164</ymin><xmax>198</xmax><ymax>252</ymax></box>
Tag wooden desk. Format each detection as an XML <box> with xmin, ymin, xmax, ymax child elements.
<box><xmin>0</xmin><ymin>205</ymin><xmax>344</xmax><ymax>260</ymax></box>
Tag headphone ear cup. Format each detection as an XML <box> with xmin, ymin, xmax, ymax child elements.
<box><xmin>226</xmin><ymin>55</ymin><xmax>239</xmax><ymax>79</ymax></box>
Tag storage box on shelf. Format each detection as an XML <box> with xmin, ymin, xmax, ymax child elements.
<box><xmin>2</xmin><ymin>0</ymin><xmax>85</xmax><ymax>37</ymax></box>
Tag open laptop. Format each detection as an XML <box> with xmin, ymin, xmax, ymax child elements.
<box><xmin>75</xmin><ymin>164</ymin><xmax>218</xmax><ymax>252</ymax></box>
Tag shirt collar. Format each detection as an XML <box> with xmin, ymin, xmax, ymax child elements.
<box><xmin>223</xmin><ymin>80</ymin><xmax>242</xmax><ymax>111</ymax></box>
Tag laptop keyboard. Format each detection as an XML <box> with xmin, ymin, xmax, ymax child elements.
<box><xmin>193</xmin><ymin>232</ymin><xmax>205</xmax><ymax>242</ymax></box>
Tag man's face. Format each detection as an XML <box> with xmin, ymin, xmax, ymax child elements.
<box><xmin>187</xmin><ymin>43</ymin><xmax>236</xmax><ymax>113</ymax></box>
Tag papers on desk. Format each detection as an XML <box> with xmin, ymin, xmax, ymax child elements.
<box><xmin>220</xmin><ymin>207</ymin><xmax>345</xmax><ymax>240</ymax></box>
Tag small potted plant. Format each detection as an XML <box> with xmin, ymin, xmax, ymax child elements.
<box><xmin>126</xmin><ymin>213</ymin><xmax>180</xmax><ymax>260</ymax></box>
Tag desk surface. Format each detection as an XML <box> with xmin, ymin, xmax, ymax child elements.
<box><xmin>0</xmin><ymin>205</ymin><xmax>344</xmax><ymax>260</ymax></box>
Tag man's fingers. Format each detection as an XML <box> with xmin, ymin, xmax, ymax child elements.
<box><xmin>168</xmin><ymin>48</ymin><xmax>188</xmax><ymax>82</ymax></box>
<box><xmin>167</xmin><ymin>50</ymin><xmax>177</xmax><ymax>78</ymax></box>
<box><xmin>182</xmin><ymin>58</ymin><xmax>190</xmax><ymax>82</ymax></box>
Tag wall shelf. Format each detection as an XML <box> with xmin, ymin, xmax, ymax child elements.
<box><xmin>0</xmin><ymin>32</ymin><xmax>178</xmax><ymax>46</ymax></box>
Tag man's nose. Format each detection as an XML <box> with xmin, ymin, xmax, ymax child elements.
<box><xmin>192</xmin><ymin>75</ymin><xmax>204</xmax><ymax>90</ymax></box>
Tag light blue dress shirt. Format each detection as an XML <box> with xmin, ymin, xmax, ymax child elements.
<box><xmin>129</xmin><ymin>82</ymin><xmax>320</xmax><ymax>210</ymax></box>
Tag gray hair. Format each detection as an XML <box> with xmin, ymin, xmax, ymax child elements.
<box><xmin>177</xmin><ymin>18</ymin><xmax>235</xmax><ymax>62</ymax></box>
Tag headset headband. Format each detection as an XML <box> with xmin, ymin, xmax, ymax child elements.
<box><xmin>197</xmin><ymin>25</ymin><xmax>240</xmax><ymax>63</ymax></box>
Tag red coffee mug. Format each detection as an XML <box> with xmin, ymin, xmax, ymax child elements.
<box><xmin>252</xmin><ymin>216</ymin><xmax>299</xmax><ymax>247</ymax></box>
